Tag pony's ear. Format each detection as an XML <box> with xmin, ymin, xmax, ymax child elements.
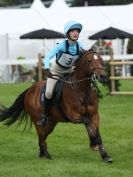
<box><xmin>89</xmin><ymin>46</ymin><xmax>97</xmax><ymax>53</ymax></box>
<box><xmin>81</xmin><ymin>49</ymin><xmax>87</xmax><ymax>53</ymax></box>
<box><xmin>79</xmin><ymin>49</ymin><xmax>86</xmax><ymax>58</ymax></box>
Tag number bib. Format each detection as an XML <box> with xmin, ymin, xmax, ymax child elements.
<box><xmin>56</xmin><ymin>53</ymin><xmax>79</xmax><ymax>68</ymax></box>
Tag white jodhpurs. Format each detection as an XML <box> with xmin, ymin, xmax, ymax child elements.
<box><xmin>45</xmin><ymin>60</ymin><xmax>71</xmax><ymax>99</ymax></box>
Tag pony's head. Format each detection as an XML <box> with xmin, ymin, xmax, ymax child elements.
<box><xmin>78</xmin><ymin>49</ymin><xmax>107</xmax><ymax>83</ymax></box>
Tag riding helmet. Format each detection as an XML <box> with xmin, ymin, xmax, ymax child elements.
<box><xmin>64</xmin><ymin>21</ymin><xmax>83</xmax><ymax>36</ymax></box>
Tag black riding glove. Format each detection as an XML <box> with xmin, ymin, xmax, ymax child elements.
<box><xmin>45</xmin><ymin>69</ymin><xmax>52</xmax><ymax>78</ymax></box>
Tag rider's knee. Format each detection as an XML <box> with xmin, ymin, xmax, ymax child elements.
<box><xmin>45</xmin><ymin>91</ymin><xmax>52</xmax><ymax>99</ymax></box>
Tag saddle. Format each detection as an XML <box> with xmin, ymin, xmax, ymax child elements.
<box><xmin>40</xmin><ymin>79</ymin><xmax>70</xmax><ymax>122</ymax></box>
<box><xmin>40</xmin><ymin>81</ymin><xmax>63</xmax><ymax>106</ymax></box>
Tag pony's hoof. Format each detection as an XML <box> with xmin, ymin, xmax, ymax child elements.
<box><xmin>103</xmin><ymin>156</ymin><xmax>113</xmax><ymax>163</ymax></box>
<box><xmin>39</xmin><ymin>153</ymin><xmax>52</xmax><ymax>159</ymax></box>
<box><xmin>45</xmin><ymin>154</ymin><xmax>52</xmax><ymax>160</ymax></box>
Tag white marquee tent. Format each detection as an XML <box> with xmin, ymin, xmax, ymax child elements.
<box><xmin>1</xmin><ymin>0</ymin><xmax>133</xmax><ymax>35</ymax></box>
<box><xmin>50</xmin><ymin>0</ymin><xmax>68</xmax><ymax>9</ymax></box>
<box><xmin>0</xmin><ymin>0</ymin><xmax>133</xmax><ymax>82</ymax></box>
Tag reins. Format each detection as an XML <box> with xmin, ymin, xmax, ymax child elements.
<box><xmin>51</xmin><ymin>74</ymin><xmax>102</xmax><ymax>97</ymax></box>
<box><xmin>51</xmin><ymin>74</ymin><xmax>96</xmax><ymax>84</ymax></box>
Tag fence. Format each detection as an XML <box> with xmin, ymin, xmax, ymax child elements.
<box><xmin>0</xmin><ymin>53</ymin><xmax>43</xmax><ymax>83</ymax></box>
<box><xmin>0</xmin><ymin>53</ymin><xmax>133</xmax><ymax>95</ymax></box>
<box><xmin>109</xmin><ymin>53</ymin><xmax>133</xmax><ymax>95</ymax></box>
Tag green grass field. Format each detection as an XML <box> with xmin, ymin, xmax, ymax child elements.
<box><xmin>0</xmin><ymin>82</ymin><xmax>132</xmax><ymax>177</ymax></box>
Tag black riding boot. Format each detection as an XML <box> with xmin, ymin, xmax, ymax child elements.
<box><xmin>37</xmin><ymin>97</ymin><xmax>52</xmax><ymax>126</ymax></box>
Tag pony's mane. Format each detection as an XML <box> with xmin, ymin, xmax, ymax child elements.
<box><xmin>85</xmin><ymin>48</ymin><xmax>97</xmax><ymax>54</ymax></box>
<box><xmin>78</xmin><ymin>48</ymin><xmax>97</xmax><ymax>63</ymax></box>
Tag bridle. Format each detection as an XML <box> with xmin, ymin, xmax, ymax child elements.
<box><xmin>51</xmin><ymin>50</ymin><xmax>103</xmax><ymax>84</ymax></box>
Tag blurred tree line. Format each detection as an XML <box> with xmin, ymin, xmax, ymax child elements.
<box><xmin>0</xmin><ymin>0</ymin><xmax>31</xmax><ymax>6</ymax></box>
<box><xmin>71</xmin><ymin>0</ymin><xmax>133</xmax><ymax>6</ymax></box>
<box><xmin>0</xmin><ymin>0</ymin><xmax>133</xmax><ymax>6</ymax></box>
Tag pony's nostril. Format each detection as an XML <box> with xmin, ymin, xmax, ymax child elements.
<box><xmin>99</xmin><ymin>75</ymin><xmax>108</xmax><ymax>83</ymax></box>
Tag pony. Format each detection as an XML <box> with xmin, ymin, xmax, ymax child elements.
<box><xmin>0</xmin><ymin>50</ymin><xmax>113</xmax><ymax>163</ymax></box>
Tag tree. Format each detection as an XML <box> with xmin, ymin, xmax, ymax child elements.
<box><xmin>72</xmin><ymin>0</ymin><xmax>105</xmax><ymax>6</ymax></box>
<box><xmin>0</xmin><ymin>0</ymin><xmax>133</xmax><ymax>7</ymax></box>
<box><xmin>104</xmin><ymin>0</ymin><xmax>133</xmax><ymax>5</ymax></box>
<box><xmin>127</xmin><ymin>38</ymin><xmax>133</xmax><ymax>76</ymax></box>
<box><xmin>0</xmin><ymin>0</ymin><xmax>32</xmax><ymax>6</ymax></box>
<box><xmin>71</xmin><ymin>0</ymin><xmax>133</xmax><ymax>6</ymax></box>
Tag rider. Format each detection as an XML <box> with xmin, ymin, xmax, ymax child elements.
<box><xmin>37</xmin><ymin>20</ymin><xmax>86</xmax><ymax>126</ymax></box>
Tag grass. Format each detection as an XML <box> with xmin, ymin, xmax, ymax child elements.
<box><xmin>0</xmin><ymin>81</ymin><xmax>133</xmax><ymax>177</ymax></box>
<box><xmin>119</xmin><ymin>80</ymin><xmax>133</xmax><ymax>91</ymax></box>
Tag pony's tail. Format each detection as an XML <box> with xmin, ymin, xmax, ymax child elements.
<box><xmin>0</xmin><ymin>88</ymin><xmax>29</xmax><ymax>127</ymax></box>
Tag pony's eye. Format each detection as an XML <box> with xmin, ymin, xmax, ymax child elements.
<box><xmin>101</xmin><ymin>62</ymin><xmax>105</xmax><ymax>67</ymax></box>
<box><xmin>86</xmin><ymin>59</ymin><xmax>91</xmax><ymax>64</ymax></box>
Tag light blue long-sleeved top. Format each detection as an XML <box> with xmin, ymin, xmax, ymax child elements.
<box><xmin>44</xmin><ymin>39</ymin><xmax>85</xmax><ymax>69</ymax></box>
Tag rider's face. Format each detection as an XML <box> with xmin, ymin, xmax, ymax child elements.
<box><xmin>68</xmin><ymin>29</ymin><xmax>80</xmax><ymax>41</ymax></box>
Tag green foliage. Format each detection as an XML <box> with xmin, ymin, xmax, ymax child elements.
<box><xmin>0</xmin><ymin>0</ymin><xmax>133</xmax><ymax>7</ymax></box>
<box><xmin>0</xmin><ymin>82</ymin><xmax>133</xmax><ymax>177</ymax></box>
<box><xmin>0</xmin><ymin>0</ymin><xmax>32</xmax><ymax>6</ymax></box>
<box><xmin>71</xmin><ymin>0</ymin><xmax>105</xmax><ymax>6</ymax></box>
<box><xmin>104</xmin><ymin>0</ymin><xmax>133</xmax><ymax>5</ymax></box>
<box><xmin>127</xmin><ymin>38</ymin><xmax>133</xmax><ymax>54</ymax></box>
<box><xmin>71</xmin><ymin>0</ymin><xmax>133</xmax><ymax>6</ymax></box>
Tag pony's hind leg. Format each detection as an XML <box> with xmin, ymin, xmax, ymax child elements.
<box><xmin>34</xmin><ymin>120</ymin><xmax>57</xmax><ymax>159</ymax></box>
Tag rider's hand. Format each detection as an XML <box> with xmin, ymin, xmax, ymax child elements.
<box><xmin>45</xmin><ymin>69</ymin><xmax>52</xmax><ymax>78</ymax></box>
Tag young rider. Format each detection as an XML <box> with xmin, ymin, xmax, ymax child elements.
<box><xmin>37</xmin><ymin>20</ymin><xmax>85</xmax><ymax>126</ymax></box>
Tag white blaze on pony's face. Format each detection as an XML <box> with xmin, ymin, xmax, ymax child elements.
<box><xmin>92</xmin><ymin>53</ymin><xmax>107</xmax><ymax>83</ymax></box>
<box><xmin>93</xmin><ymin>54</ymin><xmax>104</xmax><ymax>69</ymax></box>
<box><xmin>94</xmin><ymin>54</ymin><xmax>98</xmax><ymax>60</ymax></box>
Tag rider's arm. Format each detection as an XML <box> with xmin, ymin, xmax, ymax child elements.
<box><xmin>43</xmin><ymin>40</ymin><xmax>65</xmax><ymax>69</ymax></box>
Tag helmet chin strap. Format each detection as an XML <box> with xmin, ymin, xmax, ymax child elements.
<box><xmin>69</xmin><ymin>38</ymin><xmax>77</xmax><ymax>42</ymax></box>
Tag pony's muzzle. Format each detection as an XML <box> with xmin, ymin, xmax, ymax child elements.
<box><xmin>97</xmin><ymin>74</ymin><xmax>108</xmax><ymax>83</ymax></box>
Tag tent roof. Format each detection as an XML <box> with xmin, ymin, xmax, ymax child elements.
<box><xmin>96</xmin><ymin>5</ymin><xmax>133</xmax><ymax>33</ymax></box>
<box><xmin>50</xmin><ymin>0</ymin><xmax>68</xmax><ymax>9</ymax></box>
<box><xmin>46</xmin><ymin>6</ymin><xmax>113</xmax><ymax>33</ymax></box>
<box><xmin>0</xmin><ymin>0</ymin><xmax>133</xmax><ymax>36</ymax></box>
<box><xmin>0</xmin><ymin>9</ymin><xmax>50</xmax><ymax>34</ymax></box>
<box><xmin>31</xmin><ymin>0</ymin><xmax>46</xmax><ymax>11</ymax></box>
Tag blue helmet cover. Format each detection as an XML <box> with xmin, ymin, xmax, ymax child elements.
<box><xmin>64</xmin><ymin>21</ymin><xmax>82</xmax><ymax>35</ymax></box>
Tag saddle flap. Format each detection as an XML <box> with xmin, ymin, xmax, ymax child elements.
<box><xmin>40</xmin><ymin>81</ymin><xmax>63</xmax><ymax>106</ymax></box>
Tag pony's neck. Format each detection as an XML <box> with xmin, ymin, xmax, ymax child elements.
<box><xmin>72</xmin><ymin>68</ymin><xmax>91</xmax><ymax>92</ymax></box>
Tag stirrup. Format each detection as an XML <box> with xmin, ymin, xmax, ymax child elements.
<box><xmin>37</xmin><ymin>114</ymin><xmax>48</xmax><ymax>126</ymax></box>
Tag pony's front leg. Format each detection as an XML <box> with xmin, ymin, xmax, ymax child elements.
<box><xmin>34</xmin><ymin>120</ymin><xmax>57</xmax><ymax>159</ymax></box>
<box><xmin>85</xmin><ymin>113</ymin><xmax>113</xmax><ymax>163</ymax></box>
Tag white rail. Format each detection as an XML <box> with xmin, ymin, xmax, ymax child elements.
<box><xmin>102</xmin><ymin>54</ymin><xmax>133</xmax><ymax>61</ymax></box>
<box><xmin>0</xmin><ymin>54</ymin><xmax>133</xmax><ymax>66</ymax></box>
<box><xmin>0</xmin><ymin>58</ymin><xmax>38</xmax><ymax>65</ymax></box>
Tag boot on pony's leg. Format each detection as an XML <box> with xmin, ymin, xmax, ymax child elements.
<box><xmin>37</xmin><ymin>96</ymin><xmax>52</xmax><ymax>126</ymax></box>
